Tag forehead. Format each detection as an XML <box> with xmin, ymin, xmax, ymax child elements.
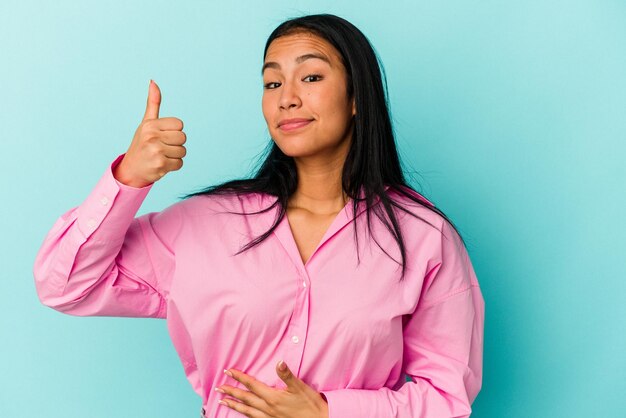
<box><xmin>264</xmin><ymin>32</ymin><xmax>342</xmax><ymax>68</ymax></box>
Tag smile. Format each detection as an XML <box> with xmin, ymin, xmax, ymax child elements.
<box><xmin>279</xmin><ymin>120</ymin><xmax>313</xmax><ymax>132</ymax></box>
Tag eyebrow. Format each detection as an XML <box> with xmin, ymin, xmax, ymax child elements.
<box><xmin>261</xmin><ymin>53</ymin><xmax>332</xmax><ymax>75</ymax></box>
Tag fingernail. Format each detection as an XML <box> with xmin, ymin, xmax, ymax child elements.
<box><xmin>278</xmin><ymin>360</ymin><xmax>287</xmax><ymax>371</ymax></box>
<box><xmin>217</xmin><ymin>400</ymin><xmax>227</xmax><ymax>406</ymax></box>
<box><xmin>224</xmin><ymin>369</ymin><xmax>233</xmax><ymax>377</ymax></box>
<box><xmin>214</xmin><ymin>387</ymin><xmax>225</xmax><ymax>393</ymax></box>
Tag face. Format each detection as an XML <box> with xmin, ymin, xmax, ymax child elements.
<box><xmin>262</xmin><ymin>32</ymin><xmax>356</xmax><ymax>159</ymax></box>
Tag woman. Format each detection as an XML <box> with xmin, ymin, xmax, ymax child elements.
<box><xmin>34</xmin><ymin>13</ymin><xmax>484</xmax><ymax>418</ymax></box>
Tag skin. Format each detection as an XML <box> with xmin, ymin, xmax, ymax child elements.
<box><xmin>215</xmin><ymin>32</ymin><xmax>357</xmax><ymax>417</ymax></box>
<box><xmin>218</xmin><ymin>361</ymin><xmax>329</xmax><ymax>418</ymax></box>
<box><xmin>113</xmin><ymin>80</ymin><xmax>186</xmax><ymax>188</ymax></box>
<box><xmin>261</xmin><ymin>31</ymin><xmax>357</xmax><ymax>265</ymax></box>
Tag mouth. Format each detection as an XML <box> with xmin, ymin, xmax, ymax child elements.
<box><xmin>278</xmin><ymin>120</ymin><xmax>314</xmax><ymax>132</ymax></box>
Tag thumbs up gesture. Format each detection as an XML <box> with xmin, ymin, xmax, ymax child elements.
<box><xmin>113</xmin><ymin>80</ymin><xmax>187</xmax><ymax>188</ymax></box>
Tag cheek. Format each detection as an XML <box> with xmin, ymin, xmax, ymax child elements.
<box><xmin>322</xmin><ymin>94</ymin><xmax>350</xmax><ymax>123</ymax></box>
<box><xmin>317</xmin><ymin>86</ymin><xmax>346</xmax><ymax>109</ymax></box>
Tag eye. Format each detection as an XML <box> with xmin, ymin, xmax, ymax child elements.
<box><xmin>263</xmin><ymin>74</ymin><xmax>324</xmax><ymax>90</ymax></box>
<box><xmin>303</xmin><ymin>74</ymin><xmax>323</xmax><ymax>82</ymax></box>
<box><xmin>263</xmin><ymin>81</ymin><xmax>280</xmax><ymax>89</ymax></box>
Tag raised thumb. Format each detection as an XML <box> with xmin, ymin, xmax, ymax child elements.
<box><xmin>142</xmin><ymin>79</ymin><xmax>161</xmax><ymax>121</ymax></box>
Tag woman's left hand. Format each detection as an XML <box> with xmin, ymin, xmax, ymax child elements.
<box><xmin>216</xmin><ymin>360</ymin><xmax>329</xmax><ymax>418</ymax></box>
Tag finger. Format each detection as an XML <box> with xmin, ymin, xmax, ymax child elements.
<box><xmin>225</xmin><ymin>368</ymin><xmax>275</xmax><ymax>402</ymax></box>
<box><xmin>159</xmin><ymin>130</ymin><xmax>186</xmax><ymax>146</ymax></box>
<box><xmin>219</xmin><ymin>397</ymin><xmax>265</xmax><ymax>418</ymax></box>
<box><xmin>276</xmin><ymin>360</ymin><xmax>302</xmax><ymax>392</ymax></box>
<box><xmin>152</xmin><ymin>116</ymin><xmax>184</xmax><ymax>131</ymax></box>
<box><xmin>218</xmin><ymin>384</ymin><xmax>268</xmax><ymax>412</ymax></box>
<box><xmin>161</xmin><ymin>143</ymin><xmax>186</xmax><ymax>159</ymax></box>
<box><xmin>163</xmin><ymin>157</ymin><xmax>183</xmax><ymax>173</ymax></box>
<box><xmin>143</xmin><ymin>79</ymin><xmax>161</xmax><ymax>121</ymax></box>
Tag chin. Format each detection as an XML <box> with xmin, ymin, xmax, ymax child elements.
<box><xmin>275</xmin><ymin>145</ymin><xmax>317</xmax><ymax>158</ymax></box>
<box><xmin>272</xmin><ymin>139</ymin><xmax>321</xmax><ymax>158</ymax></box>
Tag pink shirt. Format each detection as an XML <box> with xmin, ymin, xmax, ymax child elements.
<box><xmin>34</xmin><ymin>153</ymin><xmax>485</xmax><ymax>417</ymax></box>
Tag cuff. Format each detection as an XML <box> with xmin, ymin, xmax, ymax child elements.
<box><xmin>319</xmin><ymin>388</ymin><xmax>385</xmax><ymax>418</ymax></box>
<box><xmin>75</xmin><ymin>153</ymin><xmax>153</xmax><ymax>241</ymax></box>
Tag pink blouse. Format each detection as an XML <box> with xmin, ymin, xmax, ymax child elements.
<box><xmin>34</xmin><ymin>153</ymin><xmax>485</xmax><ymax>417</ymax></box>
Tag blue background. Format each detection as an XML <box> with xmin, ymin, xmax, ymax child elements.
<box><xmin>1</xmin><ymin>1</ymin><xmax>624</xmax><ymax>417</ymax></box>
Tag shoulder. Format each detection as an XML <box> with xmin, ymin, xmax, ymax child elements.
<box><xmin>171</xmin><ymin>191</ymin><xmax>277</xmax><ymax>220</ymax></box>
<box><xmin>385</xmin><ymin>187</ymin><xmax>476</xmax><ymax>295</ymax></box>
<box><xmin>385</xmin><ymin>185</ymin><xmax>447</xmax><ymax>234</ymax></box>
<box><xmin>384</xmin><ymin>185</ymin><xmax>468</xmax><ymax>260</ymax></box>
<box><xmin>143</xmin><ymin>192</ymin><xmax>276</xmax><ymax>243</ymax></box>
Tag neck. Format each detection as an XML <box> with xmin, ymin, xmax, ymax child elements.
<box><xmin>288</xmin><ymin>152</ymin><xmax>348</xmax><ymax>215</ymax></box>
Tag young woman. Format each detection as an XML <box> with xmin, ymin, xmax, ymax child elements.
<box><xmin>34</xmin><ymin>13</ymin><xmax>484</xmax><ymax>418</ymax></box>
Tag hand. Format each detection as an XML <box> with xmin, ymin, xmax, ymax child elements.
<box><xmin>217</xmin><ymin>360</ymin><xmax>329</xmax><ymax>418</ymax></box>
<box><xmin>113</xmin><ymin>79</ymin><xmax>187</xmax><ymax>188</ymax></box>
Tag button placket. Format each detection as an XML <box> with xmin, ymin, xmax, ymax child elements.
<box><xmin>281</xmin><ymin>269</ymin><xmax>312</xmax><ymax>379</ymax></box>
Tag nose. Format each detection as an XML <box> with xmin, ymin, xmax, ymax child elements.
<box><xmin>278</xmin><ymin>80</ymin><xmax>302</xmax><ymax>110</ymax></box>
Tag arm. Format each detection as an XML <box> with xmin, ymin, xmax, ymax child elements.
<box><xmin>320</xmin><ymin>220</ymin><xmax>485</xmax><ymax>417</ymax></box>
<box><xmin>33</xmin><ymin>153</ymin><xmax>182</xmax><ymax>318</ymax></box>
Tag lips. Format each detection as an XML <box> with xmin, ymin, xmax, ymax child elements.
<box><xmin>278</xmin><ymin>118</ymin><xmax>314</xmax><ymax>131</ymax></box>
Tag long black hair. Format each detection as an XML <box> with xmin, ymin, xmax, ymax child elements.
<box><xmin>180</xmin><ymin>13</ymin><xmax>467</xmax><ymax>281</ymax></box>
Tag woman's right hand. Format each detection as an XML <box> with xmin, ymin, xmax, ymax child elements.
<box><xmin>113</xmin><ymin>80</ymin><xmax>187</xmax><ymax>188</ymax></box>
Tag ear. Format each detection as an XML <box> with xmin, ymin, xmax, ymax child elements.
<box><xmin>352</xmin><ymin>97</ymin><xmax>356</xmax><ymax>116</ymax></box>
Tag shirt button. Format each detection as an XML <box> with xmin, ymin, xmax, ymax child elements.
<box><xmin>302</xmin><ymin>281</ymin><xmax>307</xmax><ymax>288</ymax></box>
<box><xmin>100</xmin><ymin>196</ymin><xmax>109</xmax><ymax>205</ymax></box>
<box><xmin>87</xmin><ymin>218</ymin><xmax>96</xmax><ymax>228</ymax></box>
<box><xmin>291</xmin><ymin>335</ymin><xmax>299</xmax><ymax>344</ymax></box>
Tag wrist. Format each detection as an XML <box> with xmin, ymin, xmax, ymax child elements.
<box><xmin>113</xmin><ymin>161</ymin><xmax>152</xmax><ymax>188</ymax></box>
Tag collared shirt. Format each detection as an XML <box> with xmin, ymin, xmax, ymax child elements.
<box><xmin>34</xmin><ymin>153</ymin><xmax>485</xmax><ymax>418</ymax></box>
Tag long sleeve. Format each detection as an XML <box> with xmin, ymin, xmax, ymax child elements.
<box><xmin>33</xmin><ymin>153</ymin><xmax>182</xmax><ymax>318</ymax></box>
<box><xmin>320</xmin><ymin>219</ymin><xmax>485</xmax><ymax>418</ymax></box>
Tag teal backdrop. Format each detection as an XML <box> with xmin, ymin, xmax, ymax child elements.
<box><xmin>1</xmin><ymin>1</ymin><xmax>624</xmax><ymax>417</ymax></box>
